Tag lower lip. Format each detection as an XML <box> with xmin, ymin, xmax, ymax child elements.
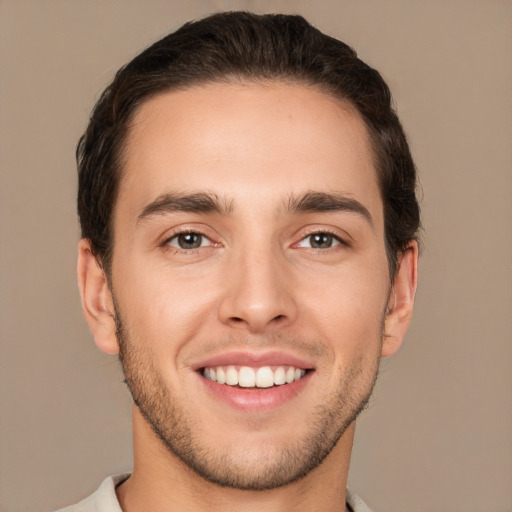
<box><xmin>199</xmin><ymin>371</ymin><xmax>313</xmax><ymax>411</ymax></box>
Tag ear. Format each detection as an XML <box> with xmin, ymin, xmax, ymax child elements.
<box><xmin>382</xmin><ymin>241</ymin><xmax>419</xmax><ymax>358</ymax></box>
<box><xmin>77</xmin><ymin>239</ymin><xmax>119</xmax><ymax>355</ymax></box>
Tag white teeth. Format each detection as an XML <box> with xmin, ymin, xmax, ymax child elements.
<box><xmin>203</xmin><ymin>364</ymin><xmax>308</xmax><ymax>387</ymax></box>
<box><xmin>239</xmin><ymin>367</ymin><xmax>256</xmax><ymax>387</ymax></box>
<box><xmin>225</xmin><ymin>366</ymin><xmax>239</xmax><ymax>386</ymax></box>
<box><xmin>216</xmin><ymin>367</ymin><xmax>226</xmax><ymax>384</ymax></box>
<box><xmin>274</xmin><ymin>367</ymin><xmax>286</xmax><ymax>385</ymax></box>
<box><xmin>255</xmin><ymin>366</ymin><xmax>274</xmax><ymax>388</ymax></box>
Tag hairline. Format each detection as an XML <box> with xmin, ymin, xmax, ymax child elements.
<box><xmin>100</xmin><ymin>76</ymin><xmax>403</xmax><ymax>281</ymax></box>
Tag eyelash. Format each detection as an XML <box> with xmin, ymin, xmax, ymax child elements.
<box><xmin>161</xmin><ymin>230</ymin><xmax>215</xmax><ymax>253</ymax></box>
<box><xmin>161</xmin><ymin>228</ymin><xmax>348</xmax><ymax>254</ymax></box>
<box><xmin>294</xmin><ymin>229</ymin><xmax>348</xmax><ymax>250</ymax></box>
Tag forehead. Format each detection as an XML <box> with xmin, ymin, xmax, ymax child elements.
<box><xmin>118</xmin><ymin>81</ymin><xmax>382</xmax><ymax>225</ymax></box>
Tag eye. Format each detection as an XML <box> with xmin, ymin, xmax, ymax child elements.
<box><xmin>297</xmin><ymin>232</ymin><xmax>341</xmax><ymax>249</ymax></box>
<box><xmin>167</xmin><ymin>232</ymin><xmax>211</xmax><ymax>250</ymax></box>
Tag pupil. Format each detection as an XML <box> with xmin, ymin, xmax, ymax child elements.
<box><xmin>311</xmin><ymin>233</ymin><xmax>332</xmax><ymax>248</ymax></box>
<box><xmin>178</xmin><ymin>233</ymin><xmax>202</xmax><ymax>249</ymax></box>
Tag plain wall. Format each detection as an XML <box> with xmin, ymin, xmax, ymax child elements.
<box><xmin>1</xmin><ymin>1</ymin><xmax>511</xmax><ymax>511</ymax></box>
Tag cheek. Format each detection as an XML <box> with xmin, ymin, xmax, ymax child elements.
<box><xmin>113</xmin><ymin>258</ymin><xmax>222</xmax><ymax>348</ymax></box>
<box><xmin>298</xmin><ymin>263</ymin><xmax>388</xmax><ymax>352</ymax></box>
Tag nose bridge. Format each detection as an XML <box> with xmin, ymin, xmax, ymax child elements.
<box><xmin>219</xmin><ymin>233</ymin><xmax>296</xmax><ymax>332</ymax></box>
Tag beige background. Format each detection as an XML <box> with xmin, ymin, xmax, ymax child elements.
<box><xmin>1</xmin><ymin>1</ymin><xmax>511</xmax><ymax>511</ymax></box>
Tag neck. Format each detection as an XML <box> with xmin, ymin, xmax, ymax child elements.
<box><xmin>116</xmin><ymin>406</ymin><xmax>354</xmax><ymax>512</ymax></box>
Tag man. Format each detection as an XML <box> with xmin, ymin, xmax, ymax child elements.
<box><xmin>63</xmin><ymin>11</ymin><xmax>420</xmax><ymax>512</ymax></box>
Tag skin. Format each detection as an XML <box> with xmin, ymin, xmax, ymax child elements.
<box><xmin>78</xmin><ymin>82</ymin><xmax>418</xmax><ymax>512</ymax></box>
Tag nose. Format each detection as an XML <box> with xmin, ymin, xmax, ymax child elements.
<box><xmin>218</xmin><ymin>245</ymin><xmax>297</xmax><ymax>334</ymax></box>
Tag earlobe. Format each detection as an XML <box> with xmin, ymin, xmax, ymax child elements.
<box><xmin>382</xmin><ymin>241</ymin><xmax>419</xmax><ymax>358</ymax></box>
<box><xmin>77</xmin><ymin>239</ymin><xmax>119</xmax><ymax>355</ymax></box>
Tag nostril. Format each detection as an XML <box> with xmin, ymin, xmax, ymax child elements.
<box><xmin>230</xmin><ymin>314</ymin><xmax>286</xmax><ymax>324</ymax></box>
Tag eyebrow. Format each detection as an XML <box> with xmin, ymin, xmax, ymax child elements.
<box><xmin>286</xmin><ymin>191</ymin><xmax>373</xmax><ymax>227</ymax></box>
<box><xmin>137</xmin><ymin>192</ymin><xmax>233</xmax><ymax>225</ymax></box>
<box><xmin>136</xmin><ymin>190</ymin><xmax>373</xmax><ymax>227</ymax></box>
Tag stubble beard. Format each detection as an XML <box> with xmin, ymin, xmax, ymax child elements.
<box><xmin>114</xmin><ymin>307</ymin><xmax>381</xmax><ymax>491</ymax></box>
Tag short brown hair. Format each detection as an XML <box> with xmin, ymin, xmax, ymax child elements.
<box><xmin>77</xmin><ymin>11</ymin><xmax>420</xmax><ymax>277</ymax></box>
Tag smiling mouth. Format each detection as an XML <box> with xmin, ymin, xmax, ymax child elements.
<box><xmin>201</xmin><ymin>365</ymin><xmax>311</xmax><ymax>389</ymax></box>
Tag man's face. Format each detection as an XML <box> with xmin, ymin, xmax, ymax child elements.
<box><xmin>109</xmin><ymin>82</ymin><xmax>391</xmax><ymax>489</ymax></box>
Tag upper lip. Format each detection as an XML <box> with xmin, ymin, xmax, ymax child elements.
<box><xmin>191</xmin><ymin>350</ymin><xmax>315</xmax><ymax>371</ymax></box>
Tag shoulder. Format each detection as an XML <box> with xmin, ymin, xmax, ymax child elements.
<box><xmin>54</xmin><ymin>474</ymin><xmax>130</xmax><ymax>512</ymax></box>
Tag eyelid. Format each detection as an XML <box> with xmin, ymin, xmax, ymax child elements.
<box><xmin>159</xmin><ymin>225</ymin><xmax>221</xmax><ymax>251</ymax></box>
<box><xmin>296</xmin><ymin>233</ymin><xmax>341</xmax><ymax>249</ymax></box>
<box><xmin>167</xmin><ymin>232</ymin><xmax>213</xmax><ymax>249</ymax></box>
<box><xmin>292</xmin><ymin>226</ymin><xmax>351</xmax><ymax>248</ymax></box>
